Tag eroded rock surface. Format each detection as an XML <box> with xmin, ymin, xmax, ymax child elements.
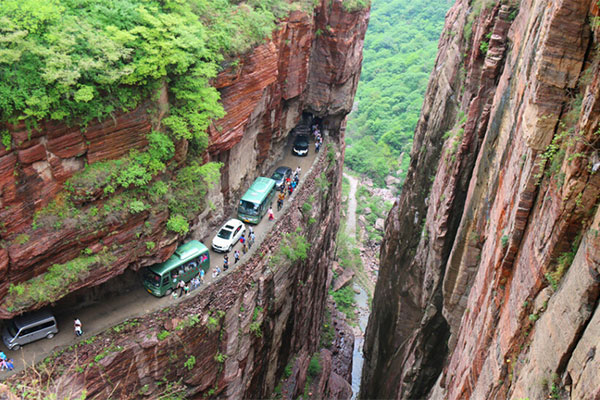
<box><xmin>362</xmin><ymin>0</ymin><xmax>600</xmax><ymax>399</ymax></box>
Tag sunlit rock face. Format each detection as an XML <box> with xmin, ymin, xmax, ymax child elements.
<box><xmin>361</xmin><ymin>0</ymin><xmax>600</xmax><ymax>399</ymax></box>
<box><xmin>3</xmin><ymin>0</ymin><xmax>369</xmax><ymax>398</ymax></box>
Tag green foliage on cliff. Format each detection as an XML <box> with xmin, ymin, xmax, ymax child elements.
<box><xmin>4</xmin><ymin>249</ymin><xmax>116</xmax><ymax>313</ymax></box>
<box><xmin>0</xmin><ymin>0</ymin><xmax>292</xmax><ymax>146</ymax></box>
<box><xmin>346</xmin><ymin>0</ymin><xmax>450</xmax><ymax>186</ymax></box>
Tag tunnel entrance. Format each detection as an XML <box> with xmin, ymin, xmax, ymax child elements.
<box><xmin>51</xmin><ymin>268</ymin><xmax>142</xmax><ymax>320</ymax></box>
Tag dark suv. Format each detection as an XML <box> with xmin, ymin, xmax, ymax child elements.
<box><xmin>292</xmin><ymin>134</ymin><xmax>310</xmax><ymax>156</ymax></box>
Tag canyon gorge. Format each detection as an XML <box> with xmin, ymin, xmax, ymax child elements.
<box><xmin>0</xmin><ymin>0</ymin><xmax>369</xmax><ymax>398</ymax></box>
<box><xmin>361</xmin><ymin>0</ymin><xmax>600</xmax><ymax>399</ymax></box>
<box><xmin>3</xmin><ymin>0</ymin><xmax>600</xmax><ymax>398</ymax></box>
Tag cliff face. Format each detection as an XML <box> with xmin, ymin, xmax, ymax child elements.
<box><xmin>0</xmin><ymin>0</ymin><xmax>368</xmax><ymax>318</ymax></box>
<box><xmin>1</xmin><ymin>0</ymin><xmax>369</xmax><ymax>397</ymax></box>
<box><xmin>362</xmin><ymin>0</ymin><xmax>600</xmax><ymax>399</ymax></box>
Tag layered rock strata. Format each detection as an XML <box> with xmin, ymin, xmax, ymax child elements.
<box><xmin>1</xmin><ymin>0</ymin><xmax>369</xmax><ymax>398</ymax></box>
<box><xmin>362</xmin><ymin>0</ymin><xmax>600</xmax><ymax>399</ymax></box>
<box><xmin>8</xmin><ymin>142</ymin><xmax>344</xmax><ymax>398</ymax></box>
<box><xmin>0</xmin><ymin>0</ymin><xmax>368</xmax><ymax>318</ymax></box>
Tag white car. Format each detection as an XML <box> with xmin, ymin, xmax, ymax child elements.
<box><xmin>212</xmin><ymin>219</ymin><xmax>246</xmax><ymax>253</ymax></box>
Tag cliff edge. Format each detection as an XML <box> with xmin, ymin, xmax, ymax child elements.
<box><xmin>361</xmin><ymin>0</ymin><xmax>600</xmax><ymax>399</ymax></box>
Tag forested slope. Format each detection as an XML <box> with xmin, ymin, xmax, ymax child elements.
<box><xmin>345</xmin><ymin>0</ymin><xmax>451</xmax><ymax>186</ymax></box>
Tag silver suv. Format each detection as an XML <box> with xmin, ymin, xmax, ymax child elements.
<box><xmin>2</xmin><ymin>310</ymin><xmax>58</xmax><ymax>350</ymax></box>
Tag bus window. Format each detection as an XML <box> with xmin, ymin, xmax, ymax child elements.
<box><xmin>144</xmin><ymin>270</ymin><xmax>161</xmax><ymax>287</ymax></box>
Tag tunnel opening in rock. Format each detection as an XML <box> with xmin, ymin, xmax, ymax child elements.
<box><xmin>50</xmin><ymin>267</ymin><xmax>142</xmax><ymax>319</ymax></box>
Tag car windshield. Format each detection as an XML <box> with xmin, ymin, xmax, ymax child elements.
<box><xmin>272</xmin><ymin>172</ymin><xmax>283</xmax><ymax>180</ymax></box>
<box><xmin>239</xmin><ymin>200</ymin><xmax>259</xmax><ymax>216</ymax></box>
<box><xmin>295</xmin><ymin>136</ymin><xmax>309</xmax><ymax>148</ymax></box>
<box><xmin>217</xmin><ymin>228</ymin><xmax>233</xmax><ymax>239</ymax></box>
<box><xmin>144</xmin><ymin>270</ymin><xmax>161</xmax><ymax>287</ymax></box>
<box><xmin>7</xmin><ymin>321</ymin><xmax>18</xmax><ymax>337</ymax></box>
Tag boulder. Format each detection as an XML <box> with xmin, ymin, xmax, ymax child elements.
<box><xmin>385</xmin><ymin>175</ymin><xmax>400</xmax><ymax>186</ymax></box>
<box><xmin>374</xmin><ymin>218</ymin><xmax>385</xmax><ymax>231</ymax></box>
<box><xmin>363</xmin><ymin>207</ymin><xmax>372</xmax><ymax>215</ymax></box>
<box><xmin>332</xmin><ymin>268</ymin><xmax>354</xmax><ymax>292</ymax></box>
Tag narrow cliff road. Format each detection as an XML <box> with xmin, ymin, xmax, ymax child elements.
<box><xmin>0</xmin><ymin>143</ymin><xmax>320</xmax><ymax>379</ymax></box>
<box><xmin>344</xmin><ymin>173</ymin><xmax>358</xmax><ymax>237</ymax></box>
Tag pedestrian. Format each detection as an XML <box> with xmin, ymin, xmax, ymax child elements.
<box><xmin>74</xmin><ymin>318</ymin><xmax>83</xmax><ymax>337</ymax></box>
<box><xmin>234</xmin><ymin>250</ymin><xmax>240</xmax><ymax>264</ymax></box>
<box><xmin>200</xmin><ymin>269</ymin><xmax>205</xmax><ymax>283</ymax></box>
<box><xmin>315</xmin><ymin>141</ymin><xmax>320</xmax><ymax>153</ymax></box>
<box><xmin>5</xmin><ymin>359</ymin><xmax>13</xmax><ymax>371</ymax></box>
<box><xmin>0</xmin><ymin>352</ymin><xmax>6</xmax><ymax>362</ymax></box>
<box><xmin>216</xmin><ymin>266</ymin><xmax>222</xmax><ymax>276</ymax></box>
<box><xmin>223</xmin><ymin>254</ymin><xmax>229</xmax><ymax>270</ymax></box>
<box><xmin>288</xmin><ymin>185</ymin><xmax>294</xmax><ymax>196</ymax></box>
<box><xmin>268</xmin><ymin>206</ymin><xmax>275</xmax><ymax>220</ymax></box>
<box><xmin>240</xmin><ymin>233</ymin><xmax>246</xmax><ymax>245</ymax></box>
<box><xmin>184</xmin><ymin>282</ymin><xmax>190</xmax><ymax>295</ymax></box>
<box><xmin>177</xmin><ymin>280</ymin><xmax>185</xmax><ymax>297</ymax></box>
<box><xmin>277</xmin><ymin>192</ymin><xmax>284</xmax><ymax>211</ymax></box>
<box><xmin>295</xmin><ymin>166</ymin><xmax>301</xmax><ymax>177</ymax></box>
<box><xmin>249</xmin><ymin>231</ymin><xmax>255</xmax><ymax>248</ymax></box>
<box><xmin>291</xmin><ymin>180</ymin><xmax>297</xmax><ymax>190</ymax></box>
<box><xmin>242</xmin><ymin>241</ymin><xmax>248</xmax><ymax>254</ymax></box>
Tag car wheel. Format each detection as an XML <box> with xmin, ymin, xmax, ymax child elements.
<box><xmin>166</xmin><ymin>288</ymin><xmax>172</xmax><ymax>296</ymax></box>
<box><xmin>46</xmin><ymin>332</ymin><xmax>54</xmax><ymax>339</ymax></box>
<box><xmin>228</xmin><ymin>244</ymin><xmax>233</xmax><ymax>252</ymax></box>
<box><xmin>12</xmin><ymin>344</ymin><xmax>20</xmax><ymax>351</ymax></box>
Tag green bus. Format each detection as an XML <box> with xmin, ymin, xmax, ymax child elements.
<box><xmin>237</xmin><ymin>177</ymin><xmax>277</xmax><ymax>224</ymax></box>
<box><xmin>142</xmin><ymin>240</ymin><xmax>210</xmax><ymax>297</ymax></box>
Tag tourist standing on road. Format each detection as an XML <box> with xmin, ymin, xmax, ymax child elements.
<box><xmin>295</xmin><ymin>166</ymin><xmax>301</xmax><ymax>177</ymax></box>
<box><xmin>277</xmin><ymin>191</ymin><xmax>285</xmax><ymax>211</ymax></box>
<box><xmin>74</xmin><ymin>318</ymin><xmax>83</xmax><ymax>337</ymax></box>
<box><xmin>200</xmin><ymin>269</ymin><xmax>205</xmax><ymax>283</ymax></box>
<box><xmin>315</xmin><ymin>140</ymin><xmax>320</xmax><ymax>153</ymax></box>
<box><xmin>223</xmin><ymin>254</ymin><xmax>229</xmax><ymax>270</ymax></box>
<box><xmin>234</xmin><ymin>250</ymin><xmax>240</xmax><ymax>264</ymax></box>
<box><xmin>268</xmin><ymin>206</ymin><xmax>275</xmax><ymax>220</ymax></box>
<box><xmin>242</xmin><ymin>240</ymin><xmax>248</xmax><ymax>254</ymax></box>
<box><xmin>249</xmin><ymin>231</ymin><xmax>256</xmax><ymax>248</ymax></box>
<box><xmin>177</xmin><ymin>280</ymin><xmax>185</xmax><ymax>297</ymax></box>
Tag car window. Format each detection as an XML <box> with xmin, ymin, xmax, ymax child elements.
<box><xmin>218</xmin><ymin>229</ymin><xmax>232</xmax><ymax>239</ymax></box>
<box><xmin>235</xmin><ymin>226</ymin><xmax>241</xmax><ymax>234</ymax></box>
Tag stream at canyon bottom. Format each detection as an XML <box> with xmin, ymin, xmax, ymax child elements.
<box><xmin>351</xmin><ymin>282</ymin><xmax>370</xmax><ymax>398</ymax></box>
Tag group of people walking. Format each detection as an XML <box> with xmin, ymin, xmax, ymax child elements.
<box><xmin>275</xmin><ymin>166</ymin><xmax>302</xmax><ymax>212</ymax></box>
<box><xmin>312</xmin><ymin>124</ymin><xmax>323</xmax><ymax>152</ymax></box>
<box><xmin>217</xmin><ymin>227</ymin><xmax>255</xmax><ymax>278</ymax></box>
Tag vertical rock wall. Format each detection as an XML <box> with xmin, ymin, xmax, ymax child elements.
<box><xmin>362</xmin><ymin>0</ymin><xmax>600</xmax><ymax>399</ymax></box>
<box><xmin>0</xmin><ymin>0</ymin><xmax>369</xmax><ymax>319</ymax></box>
<box><xmin>3</xmin><ymin>0</ymin><xmax>369</xmax><ymax>397</ymax></box>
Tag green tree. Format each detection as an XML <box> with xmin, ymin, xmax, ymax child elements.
<box><xmin>346</xmin><ymin>0</ymin><xmax>451</xmax><ymax>186</ymax></box>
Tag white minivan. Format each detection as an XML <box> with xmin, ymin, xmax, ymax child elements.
<box><xmin>2</xmin><ymin>310</ymin><xmax>58</xmax><ymax>350</ymax></box>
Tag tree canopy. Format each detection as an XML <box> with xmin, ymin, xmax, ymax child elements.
<box><xmin>345</xmin><ymin>0</ymin><xmax>451</xmax><ymax>186</ymax></box>
<box><xmin>0</xmin><ymin>0</ymin><xmax>299</xmax><ymax>142</ymax></box>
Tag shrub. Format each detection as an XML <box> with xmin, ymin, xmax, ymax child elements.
<box><xmin>307</xmin><ymin>353</ymin><xmax>321</xmax><ymax>378</ymax></box>
<box><xmin>214</xmin><ymin>352</ymin><xmax>227</xmax><ymax>363</ymax></box>
<box><xmin>157</xmin><ymin>330</ymin><xmax>171</xmax><ymax>341</ymax></box>
<box><xmin>167</xmin><ymin>214</ymin><xmax>189</xmax><ymax>235</ymax></box>
<box><xmin>184</xmin><ymin>355</ymin><xmax>196</xmax><ymax>371</ymax></box>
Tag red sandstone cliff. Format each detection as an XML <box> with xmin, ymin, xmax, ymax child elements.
<box><xmin>362</xmin><ymin>0</ymin><xmax>600</xmax><ymax>399</ymax></box>
<box><xmin>2</xmin><ymin>0</ymin><xmax>369</xmax><ymax>397</ymax></box>
<box><xmin>0</xmin><ymin>0</ymin><xmax>367</xmax><ymax>318</ymax></box>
